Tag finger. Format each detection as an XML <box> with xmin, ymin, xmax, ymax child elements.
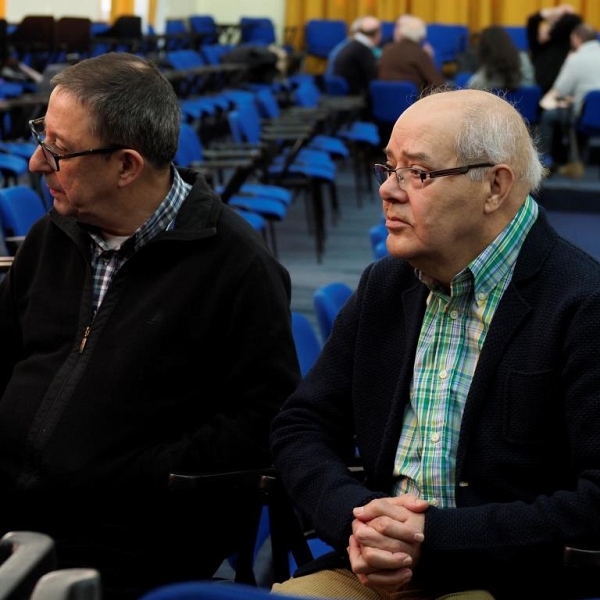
<box><xmin>362</xmin><ymin>567</ymin><xmax>413</xmax><ymax>590</ymax></box>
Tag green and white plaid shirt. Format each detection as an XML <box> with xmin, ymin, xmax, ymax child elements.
<box><xmin>392</xmin><ymin>195</ymin><xmax>538</xmax><ymax>507</ymax></box>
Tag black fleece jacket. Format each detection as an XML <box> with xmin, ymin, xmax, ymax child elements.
<box><xmin>0</xmin><ymin>167</ymin><xmax>301</xmax><ymax>595</ymax></box>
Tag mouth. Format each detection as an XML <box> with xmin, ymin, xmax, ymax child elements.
<box><xmin>385</xmin><ymin>215</ymin><xmax>409</xmax><ymax>230</ymax></box>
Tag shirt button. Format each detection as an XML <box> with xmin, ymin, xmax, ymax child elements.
<box><xmin>439</xmin><ymin>369</ymin><xmax>448</xmax><ymax>379</ymax></box>
<box><xmin>477</xmin><ymin>292</ymin><xmax>486</xmax><ymax>301</ymax></box>
<box><xmin>431</xmin><ymin>433</ymin><xmax>440</xmax><ymax>443</ymax></box>
<box><xmin>449</xmin><ymin>310</ymin><xmax>458</xmax><ymax>319</ymax></box>
<box><xmin>430</xmin><ymin>498</ymin><xmax>439</xmax><ymax>507</ymax></box>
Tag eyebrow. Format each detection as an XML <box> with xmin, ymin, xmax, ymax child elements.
<box><xmin>382</xmin><ymin>148</ymin><xmax>434</xmax><ymax>164</ymax></box>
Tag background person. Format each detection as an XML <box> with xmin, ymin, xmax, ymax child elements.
<box><xmin>526</xmin><ymin>3</ymin><xmax>582</xmax><ymax>94</ymax></box>
<box><xmin>466</xmin><ymin>24</ymin><xmax>535</xmax><ymax>91</ymax></box>
<box><xmin>0</xmin><ymin>52</ymin><xmax>301</xmax><ymax>599</ymax></box>
<box><xmin>330</xmin><ymin>15</ymin><xmax>382</xmax><ymax>97</ymax></box>
<box><xmin>538</xmin><ymin>22</ymin><xmax>600</xmax><ymax>176</ymax></box>
<box><xmin>270</xmin><ymin>88</ymin><xmax>600</xmax><ymax>600</ymax></box>
<box><xmin>378</xmin><ymin>14</ymin><xmax>445</xmax><ymax>92</ymax></box>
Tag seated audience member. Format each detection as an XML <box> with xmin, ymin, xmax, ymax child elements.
<box><xmin>378</xmin><ymin>14</ymin><xmax>445</xmax><ymax>92</ymax></box>
<box><xmin>526</xmin><ymin>3</ymin><xmax>582</xmax><ymax>94</ymax></box>
<box><xmin>0</xmin><ymin>52</ymin><xmax>301</xmax><ymax>599</ymax></box>
<box><xmin>538</xmin><ymin>22</ymin><xmax>600</xmax><ymax>176</ymax></box>
<box><xmin>467</xmin><ymin>25</ymin><xmax>535</xmax><ymax>91</ymax></box>
<box><xmin>325</xmin><ymin>17</ymin><xmax>361</xmax><ymax>77</ymax></box>
<box><xmin>270</xmin><ymin>87</ymin><xmax>600</xmax><ymax>600</ymax></box>
<box><xmin>330</xmin><ymin>15</ymin><xmax>382</xmax><ymax>97</ymax></box>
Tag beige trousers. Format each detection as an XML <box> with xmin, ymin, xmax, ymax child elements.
<box><xmin>271</xmin><ymin>568</ymin><xmax>495</xmax><ymax>600</ymax></box>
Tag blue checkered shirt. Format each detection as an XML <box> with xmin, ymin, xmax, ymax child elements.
<box><xmin>88</xmin><ymin>169</ymin><xmax>191</xmax><ymax>318</ymax></box>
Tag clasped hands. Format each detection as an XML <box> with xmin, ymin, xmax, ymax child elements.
<box><xmin>347</xmin><ymin>495</ymin><xmax>429</xmax><ymax>590</ymax></box>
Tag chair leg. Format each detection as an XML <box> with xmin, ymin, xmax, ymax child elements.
<box><xmin>310</xmin><ymin>180</ymin><xmax>326</xmax><ymax>264</ymax></box>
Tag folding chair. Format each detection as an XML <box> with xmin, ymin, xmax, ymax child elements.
<box><xmin>313</xmin><ymin>281</ymin><xmax>353</xmax><ymax>344</ymax></box>
<box><xmin>175</xmin><ymin>122</ymin><xmax>289</xmax><ymax>257</ymax></box>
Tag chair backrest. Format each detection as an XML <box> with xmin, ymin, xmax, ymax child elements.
<box><xmin>503</xmin><ymin>25</ymin><xmax>528</xmax><ymax>52</ymax></box>
<box><xmin>380</xmin><ymin>20</ymin><xmax>395</xmax><ymax>46</ymax></box>
<box><xmin>453</xmin><ymin>71</ymin><xmax>473</xmax><ymax>89</ymax></box>
<box><xmin>498</xmin><ymin>85</ymin><xmax>542</xmax><ymax>126</ymax></box>
<box><xmin>175</xmin><ymin>123</ymin><xmax>204</xmax><ymax>166</ymax></box>
<box><xmin>188</xmin><ymin>15</ymin><xmax>219</xmax><ymax>45</ymax></box>
<box><xmin>304</xmin><ymin>19</ymin><xmax>347</xmax><ymax>59</ymax></box>
<box><xmin>164</xmin><ymin>18</ymin><xmax>189</xmax><ymax>51</ymax></box>
<box><xmin>313</xmin><ymin>281</ymin><xmax>353</xmax><ymax>343</ymax></box>
<box><xmin>227</xmin><ymin>102</ymin><xmax>263</xmax><ymax>145</ymax></box>
<box><xmin>577</xmin><ymin>90</ymin><xmax>600</xmax><ymax>136</ymax></box>
<box><xmin>30</xmin><ymin>569</ymin><xmax>101</xmax><ymax>600</ymax></box>
<box><xmin>322</xmin><ymin>74</ymin><xmax>350</xmax><ymax>96</ymax></box>
<box><xmin>55</xmin><ymin>17</ymin><xmax>91</xmax><ymax>56</ymax></box>
<box><xmin>97</xmin><ymin>15</ymin><xmax>142</xmax><ymax>39</ymax></box>
<box><xmin>165</xmin><ymin>49</ymin><xmax>205</xmax><ymax>70</ymax></box>
<box><xmin>369</xmin><ymin>79</ymin><xmax>419</xmax><ymax>126</ymax></box>
<box><xmin>0</xmin><ymin>531</ymin><xmax>56</xmax><ymax>600</ymax></box>
<box><xmin>0</xmin><ymin>185</ymin><xmax>47</xmax><ymax>238</ymax></box>
<box><xmin>291</xmin><ymin>311</ymin><xmax>322</xmax><ymax>378</ymax></box>
<box><xmin>239</xmin><ymin>17</ymin><xmax>276</xmax><ymax>46</ymax></box>
<box><xmin>425</xmin><ymin>23</ymin><xmax>469</xmax><ymax>71</ymax></box>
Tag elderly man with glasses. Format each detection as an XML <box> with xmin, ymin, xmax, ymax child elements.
<box><xmin>0</xmin><ymin>52</ymin><xmax>301</xmax><ymax>599</ymax></box>
<box><xmin>270</xmin><ymin>88</ymin><xmax>600</xmax><ymax>600</ymax></box>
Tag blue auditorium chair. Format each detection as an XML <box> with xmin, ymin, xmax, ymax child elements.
<box><xmin>313</xmin><ymin>281</ymin><xmax>353</xmax><ymax>343</ymax></box>
<box><xmin>291</xmin><ymin>311</ymin><xmax>322</xmax><ymax>378</ymax></box>
<box><xmin>304</xmin><ymin>19</ymin><xmax>347</xmax><ymax>60</ymax></box>
<box><xmin>0</xmin><ymin>185</ymin><xmax>47</xmax><ymax>252</ymax></box>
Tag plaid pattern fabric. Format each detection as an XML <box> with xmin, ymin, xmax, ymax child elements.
<box><xmin>88</xmin><ymin>169</ymin><xmax>191</xmax><ymax>317</ymax></box>
<box><xmin>392</xmin><ymin>196</ymin><xmax>538</xmax><ymax>507</ymax></box>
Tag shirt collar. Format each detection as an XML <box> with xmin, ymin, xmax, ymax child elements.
<box><xmin>418</xmin><ymin>195</ymin><xmax>539</xmax><ymax>297</ymax></box>
<box><xmin>87</xmin><ymin>167</ymin><xmax>191</xmax><ymax>252</ymax></box>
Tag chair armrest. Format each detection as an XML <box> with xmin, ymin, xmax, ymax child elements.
<box><xmin>168</xmin><ymin>468</ymin><xmax>275</xmax><ymax>492</ymax></box>
<box><xmin>168</xmin><ymin>468</ymin><xmax>314</xmax><ymax>584</ymax></box>
<box><xmin>563</xmin><ymin>544</ymin><xmax>600</xmax><ymax>568</ymax></box>
<box><xmin>0</xmin><ymin>531</ymin><xmax>57</xmax><ymax>600</ymax></box>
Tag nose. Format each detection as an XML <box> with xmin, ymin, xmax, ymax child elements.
<box><xmin>29</xmin><ymin>145</ymin><xmax>51</xmax><ymax>174</ymax></box>
<box><xmin>379</xmin><ymin>177</ymin><xmax>406</xmax><ymax>204</ymax></box>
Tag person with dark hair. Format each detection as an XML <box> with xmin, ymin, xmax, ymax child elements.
<box><xmin>0</xmin><ymin>52</ymin><xmax>301</xmax><ymax>599</ymax></box>
<box><xmin>526</xmin><ymin>3</ymin><xmax>583</xmax><ymax>94</ymax></box>
<box><xmin>467</xmin><ymin>25</ymin><xmax>534</xmax><ymax>91</ymax></box>
<box><xmin>270</xmin><ymin>87</ymin><xmax>600</xmax><ymax>600</ymax></box>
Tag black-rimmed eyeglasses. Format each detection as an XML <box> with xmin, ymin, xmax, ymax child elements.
<box><xmin>29</xmin><ymin>117</ymin><xmax>125</xmax><ymax>172</ymax></box>
<box><xmin>373</xmin><ymin>162</ymin><xmax>495</xmax><ymax>189</ymax></box>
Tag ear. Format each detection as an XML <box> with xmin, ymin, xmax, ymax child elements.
<box><xmin>116</xmin><ymin>149</ymin><xmax>145</xmax><ymax>187</ymax></box>
<box><xmin>483</xmin><ymin>165</ymin><xmax>514</xmax><ymax>214</ymax></box>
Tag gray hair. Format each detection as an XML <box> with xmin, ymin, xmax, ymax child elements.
<box><xmin>51</xmin><ymin>52</ymin><xmax>181</xmax><ymax>169</ymax></box>
<box><xmin>453</xmin><ymin>96</ymin><xmax>546</xmax><ymax>193</ymax></box>
<box><xmin>395</xmin><ymin>15</ymin><xmax>427</xmax><ymax>44</ymax></box>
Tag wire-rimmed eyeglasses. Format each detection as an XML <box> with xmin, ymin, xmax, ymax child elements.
<box><xmin>29</xmin><ymin>117</ymin><xmax>126</xmax><ymax>172</ymax></box>
<box><xmin>373</xmin><ymin>162</ymin><xmax>495</xmax><ymax>189</ymax></box>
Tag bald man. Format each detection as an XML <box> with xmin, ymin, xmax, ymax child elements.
<box><xmin>270</xmin><ymin>89</ymin><xmax>600</xmax><ymax>600</ymax></box>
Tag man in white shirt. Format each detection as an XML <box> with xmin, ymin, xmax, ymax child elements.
<box><xmin>538</xmin><ymin>22</ymin><xmax>600</xmax><ymax>177</ymax></box>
